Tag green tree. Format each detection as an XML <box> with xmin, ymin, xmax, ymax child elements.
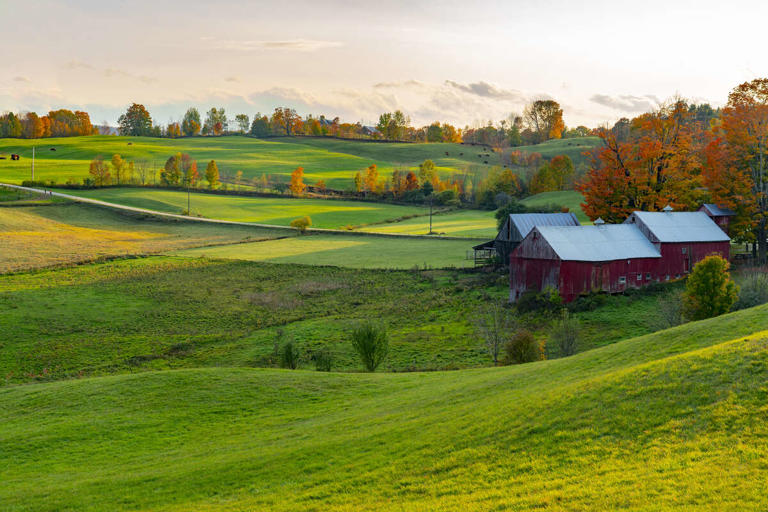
<box><xmin>181</xmin><ymin>108</ymin><xmax>201</xmax><ymax>136</ymax></box>
<box><xmin>111</xmin><ymin>154</ymin><xmax>125</xmax><ymax>184</ymax></box>
<box><xmin>351</xmin><ymin>322</ymin><xmax>388</xmax><ymax>372</ymax></box>
<box><xmin>203</xmin><ymin>108</ymin><xmax>227</xmax><ymax>135</ymax></box>
<box><xmin>250</xmin><ymin>114</ymin><xmax>272</xmax><ymax>137</ymax></box>
<box><xmin>683</xmin><ymin>255</ymin><xmax>739</xmax><ymax>320</ymax></box>
<box><xmin>426</xmin><ymin>122</ymin><xmax>443</xmax><ymax>142</ymax></box>
<box><xmin>117</xmin><ymin>103</ymin><xmax>153</xmax><ymax>136</ymax></box>
<box><xmin>235</xmin><ymin>114</ymin><xmax>250</xmax><ymax>133</ymax></box>
<box><xmin>290</xmin><ymin>216</ymin><xmax>312</xmax><ymax>234</ymax></box>
<box><xmin>205</xmin><ymin>160</ymin><xmax>220</xmax><ymax>189</ymax></box>
<box><xmin>377</xmin><ymin>110</ymin><xmax>409</xmax><ymax>140</ymax></box>
<box><xmin>161</xmin><ymin>153</ymin><xmax>182</xmax><ymax>185</ymax></box>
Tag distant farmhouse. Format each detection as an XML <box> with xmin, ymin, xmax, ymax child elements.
<box><xmin>506</xmin><ymin>207</ymin><xmax>731</xmax><ymax>302</ymax></box>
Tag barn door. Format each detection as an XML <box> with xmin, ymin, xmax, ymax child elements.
<box><xmin>683</xmin><ymin>246</ymin><xmax>690</xmax><ymax>273</ymax></box>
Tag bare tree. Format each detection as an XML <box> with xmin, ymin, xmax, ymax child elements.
<box><xmin>475</xmin><ymin>303</ymin><xmax>518</xmax><ymax>365</ymax></box>
<box><xmin>135</xmin><ymin>160</ymin><xmax>151</xmax><ymax>185</ymax></box>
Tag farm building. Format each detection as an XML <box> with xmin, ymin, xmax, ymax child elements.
<box><xmin>474</xmin><ymin>212</ymin><xmax>580</xmax><ymax>264</ymax></box>
<box><xmin>623</xmin><ymin>209</ymin><xmax>731</xmax><ymax>278</ymax></box>
<box><xmin>509</xmin><ymin>222</ymin><xmax>662</xmax><ymax>302</ymax></box>
<box><xmin>698</xmin><ymin>203</ymin><xmax>735</xmax><ymax>235</ymax></box>
<box><xmin>510</xmin><ymin>208</ymin><xmax>731</xmax><ymax>302</ymax></box>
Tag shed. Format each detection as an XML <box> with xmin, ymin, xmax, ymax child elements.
<box><xmin>510</xmin><ymin>223</ymin><xmax>661</xmax><ymax>302</ymax></box>
<box><xmin>493</xmin><ymin>212</ymin><xmax>580</xmax><ymax>263</ymax></box>
<box><xmin>624</xmin><ymin>209</ymin><xmax>730</xmax><ymax>278</ymax></box>
<box><xmin>698</xmin><ymin>203</ymin><xmax>735</xmax><ymax>235</ymax></box>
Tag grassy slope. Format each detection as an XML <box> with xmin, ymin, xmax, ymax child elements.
<box><xmin>0</xmin><ymin>135</ymin><xmax>601</xmax><ymax>189</ymax></box>
<box><xmin>0</xmin><ymin>203</ymin><xmax>292</xmax><ymax>273</ymax></box>
<box><xmin>521</xmin><ymin>190</ymin><xmax>588</xmax><ymax>221</ymax></box>
<box><xmin>172</xmin><ymin>234</ymin><xmax>474</xmax><ymax>268</ymax></box>
<box><xmin>0</xmin><ymin>256</ymin><xmax>711</xmax><ymax>383</ymax></box>
<box><xmin>50</xmin><ymin>186</ymin><xmax>431</xmax><ymax>229</ymax></box>
<box><xmin>2</xmin><ymin>303</ymin><xmax>767</xmax><ymax>511</ymax></box>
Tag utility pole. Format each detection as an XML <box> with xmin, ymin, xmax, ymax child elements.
<box><xmin>31</xmin><ymin>146</ymin><xmax>35</xmax><ymax>181</ymax></box>
<box><xmin>186</xmin><ymin>170</ymin><xmax>190</xmax><ymax>214</ymax></box>
<box><xmin>429</xmin><ymin>194</ymin><xmax>433</xmax><ymax>234</ymax></box>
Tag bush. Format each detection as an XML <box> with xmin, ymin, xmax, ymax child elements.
<box><xmin>280</xmin><ymin>341</ymin><xmax>300</xmax><ymax>369</ymax></box>
<box><xmin>433</xmin><ymin>189</ymin><xmax>459</xmax><ymax>206</ymax></box>
<box><xmin>652</xmin><ymin>291</ymin><xmax>684</xmax><ymax>330</ymax></box>
<box><xmin>549</xmin><ymin>309</ymin><xmax>579</xmax><ymax>357</ymax></box>
<box><xmin>351</xmin><ymin>322</ymin><xmax>388</xmax><ymax>372</ymax></box>
<box><xmin>516</xmin><ymin>286</ymin><xmax>562</xmax><ymax>315</ymax></box>
<box><xmin>682</xmin><ymin>255</ymin><xmax>739</xmax><ymax>321</ymax></box>
<box><xmin>735</xmin><ymin>270</ymin><xmax>768</xmax><ymax>310</ymax></box>
<box><xmin>314</xmin><ymin>347</ymin><xmax>333</xmax><ymax>372</ymax></box>
<box><xmin>494</xmin><ymin>199</ymin><xmax>530</xmax><ymax>229</ymax></box>
<box><xmin>503</xmin><ymin>330</ymin><xmax>544</xmax><ymax>364</ymax></box>
<box><xmin>475</xmin><ymin>303</ymin><xmax>519</xmax><ymax>365</ymax></box>
<box><xmin>567</xmin><ymin>292</ymin><xmax>608</xmax><ymax>312</ymax></box>
<box><xmin>290</xmin><ymin>216</ymin><xmax>312</xmax><ymax>233</ymax></box>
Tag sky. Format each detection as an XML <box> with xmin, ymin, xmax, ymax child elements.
<box><xmin>2</xmin><ymin>0</ymin><xmax>768</xmax><ymax>128</ymax></box>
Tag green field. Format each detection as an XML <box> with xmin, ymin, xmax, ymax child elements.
<box><xmin>0</xmin><ymin>135</ymin><xmax>601</xmax><ymax>189</ymax></box>
<box><xmin>521</xmin><ymin>190</ymin><xmax>588</xmax><ymax>221</ymax></box>
<box><xmin>2</xmin><ymin>282</ymin><xmax>766</xmax><ymax>510</ymax></box>
<box><xmin>50</xmin><ymin>186</ymin><xmax>434</xmax><ymax>229</ymax></box>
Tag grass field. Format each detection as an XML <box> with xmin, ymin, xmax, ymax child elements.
<box><xmin>2</xmin><ymin>295</ymin><xmax>766</xmax><ymax>510</ymax></box>
<box><xmin>521</xmin><ymin>190</ymin><xmax>588</xmax><ymax>222</ymax></box>
<box><xmin>0</xmin><ymin>135</ymin><xmax>601</xmax><ymax>189</ymax></box>
<box><xmin>0</xmin><ymin>203</ymin><xmax>292</xmax><ymax>272</ymax></box>
<box><xmin>50</xmin><ymin>186</ymin><xmax>434</xmax><ymax>229</ymax></box>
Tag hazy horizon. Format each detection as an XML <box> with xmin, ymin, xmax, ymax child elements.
<box><xmin>3</xmin><ymin>0</ymin><xmax>767</xmax><ymax>128</ymax></box>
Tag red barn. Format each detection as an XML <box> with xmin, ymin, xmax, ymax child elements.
<box><xmin>624</xmin><ymin>209</ymin><xmax>731</xmax><ymax>279</ymax></box>
<box><xmin>510</xmin><ymin>222</ymin><xmax>662</xmax><ymax>302</ymax></box>
<box><xmin>698</xmin><ymin>203</ymin><xmax>735</xmax><ymax>236</ymax></box>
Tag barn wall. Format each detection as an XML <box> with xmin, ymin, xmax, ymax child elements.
<box><xmin>558</xmin><ymin>258</ymin><xmax>661</xmax><ymax>302</ymax></box>
<box><xmin>509</xmin><ymin>256</ymin><xmax>560</xmax><ymax>300</ymax></box>
<box><xmin>655</xmin><ymin>242</ymin><xmax>731</xmax><ymax>279</ymax></box>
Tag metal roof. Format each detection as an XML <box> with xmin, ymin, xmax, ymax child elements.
<box><xmin>700</xmin><ymin>203</ymin><xmax>736</xmax><ymax>217</ymax></box>
<box><xmin>535</xmin><ymin>224</ymin><xmax>661</xmax><ymax>262</ymax></box>
<box><xmin>626</xmin><ymin>211</ymin><xmax>730</xmax><ymax>243</ymax></box>
<box><xmin>508</xmin><ymin>212</ymin><xmax>580</xmax><ymax>241</ymax></box>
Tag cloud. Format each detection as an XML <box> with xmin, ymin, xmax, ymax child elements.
<box><xmin>103</xmin><ymin>68</ymin><xmax>157</xmax><ymax>84</ymax></box>
<box><xmin>225</xmin><ymin>76</ymin><xmax>240</xmax><ymax>83</ymax></box>
<box><xmin>63</xmin><ymin>60</ymin><xmax>94</xmax><ymax>70</ymax></box>
<box><xmin>444</xmin><ymin>80</ymin><xmax>523</xmax><ymax>101</ymax></box>
<box><xmin>13</xmin><ymin>76</ymin><xmax>30</xmax><ymax>83</ymax></box>
<box><xmin>373</xmin><ymin>80</ymin><xmax>425</xmax><ymax>89</ymax></box>
<box><xmin>204</xmin><ymin>38</ymin><xmax>342</xmax><ymax>52</ymax></box>
<box><xmin>589</xmin><ymin>93</ymin><xmax>660</xmax><ymax>113</ymax></box>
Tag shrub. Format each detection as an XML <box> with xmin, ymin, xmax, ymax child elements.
<box><xmin>652</xmin><ymin>291</ymin><xmax>684</xmax><ymax>330</ymax></box>
<box><xmin>475</xmin><ymin>303</ymin><xmax>519</xmax><ymax>365</ymax></box>
<box><xmin>503</xmin><ymin>330</ymin><xmax>544</xmax><ymax>364</ymax></box>
<box><xmin>314</xmin><ymin>347</ymin><xmax>333</xmax><ymax>372</ymax></box>
<box><xmin>516</xmin><ymin>286</ymin><xmax>562</xmax><ymax>315</ymax></box>
<box><xmin>280</xmin><ymin>341</ymin><xmax>300</xmax><ymax>370</ymax></box>
<box><xmin>734</xmin><ymin>270</ymin><xmax>768</xmax><ymax>310</ymax></box>
<box><xmin>290</xmin><ymin>216</ymin><xmax>312</xmax><ymax>233</ymax></box>
<box><xmin>682</xmin><ymin>255</ymin><xmax>739</xmax><ymax>320</ymax></box>
<box><xmin>351</xmin><ymin>322</ymin><xmax>388</xmax><ymax>372</ymax></box>
<box><xmin>549</xmin><ymin>309</ymin><xmax>579</xmax><ymax>357</ymax></box>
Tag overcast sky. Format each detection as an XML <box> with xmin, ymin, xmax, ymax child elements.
<box><xmin>2</xmin><ymin>0</ymin><xmax>767</xmax><ymax>128</ymax></box>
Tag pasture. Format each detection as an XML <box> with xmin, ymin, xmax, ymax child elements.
<box><xmin>0</xmin><ymin>135</ymin><xmax>601</xmax><ymax>189</ymax></box>
<box><xmin>2</xmin><ymin>297</ymin><xmax>767</xmax><ymax>510</ymax></box>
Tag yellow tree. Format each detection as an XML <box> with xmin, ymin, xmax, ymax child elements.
<box><xmin>205</xmin><ymin>160</ymin><xmax>219</xmax><ymax>189</ymax></box>
<box><xmin>364</xmin><ymin>164</ymin><xmax>379</xmax><ymax>193</ymax></box>
<box><xmin>89</xmin><ymin>156</ymin><xmax>111</xmax><ymax>186</ymax></box>
<box><xmin>111</xmin><ymin>154</ymin><xmax>125</xmax><ymax>184</ymax></box>
<box><xmin>290</xmin><ymin>167</ymin><xmax>306</xmax><ymax>196</ymax></box>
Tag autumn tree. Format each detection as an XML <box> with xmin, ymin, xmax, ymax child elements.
<box><xmin>418</xmin><ymin>159</ymin><xmax>438</xmax><ymax>188</ymax></box>
<box><xmin>404</xmin><ymin>171</ymin><xmax>419</xmax><ymax>191</ymax></box>
<box><xmin>161</xmin><ymin>154</ymin><xmax>182</xmax><ymax>185</ymax></box>
<box><xmin>271</xmin><ymin>107</ymin><xmax>300</xmax><ymax>136</ymax></box>
<box><xmin>235</xmin><ymin>114</ymin><xmax>250</xmax><ymax>133</ymax></box>
<box><xmin>577</xmin><ymin>100</ymin><xmax>706</xmax><ymax>223</ymax></box>
<box><xmin>704</xmin><ymin>79</ymin><xmax>768</xmax><ymax>262</ymax></box>
<box><xmin>377</xmin><ymin>110</ymin><xmax>409</xmax><ymax>140</ymax></box>
<box><xmin>203</xmin><ymin>108</ymin><xmax>227</xmax><ymax>135</ymax></box>
<box><xmin>118</xmin><ymin>103</ymin><xmax>153</xmax><ymax>136</ymax></box>
<box><xmin>0</xmin><ymin>112</ymin><xmax>22</xmax><ymax>137</ymax></box>
<box><xmin>166</xmin><ymin>122</ymin><xmax>181</xmax><ymax>138</ymax></box>
<box><xmin>364</xmin><ymin>164</ymin><xmax>379</xmax><ymax>194</ymax></box>
<box><xmin>111</xmin><ymin>154</ymin><xmax>126</xmax><ymax>184</ymax></box>
<box><xmin>353</xmin><ymin>171</ymin><xmax>362</xmax><ymax>193</ymax></box>
<box><xmin>523</xmin><ymin>100</ymin><xmax>564</xmax><ymax>143</ymax></box>
<box><xmin>205</xmin><ymin>160</ymin><xmax>219</xmax><ymax>189</ymax></box>
<box><xmin>290</xmin><ymin>167</ymin><xmax>306</xmax><ymax>196</ymax></box>
<box><xmin>88</xmin><ymin>156</ymin><xmax>111</xmax><ymax>186</ymax></box>
<box><xmin>21</xmin><ymin>112</ymin><xmax>44</xmax><ymax>138</ymax></box>
<box><xmin>181</xmin><ymin>154</ymin><xmax>198</xmax><ymax>186</ymax></box>
<box><xmin>182</xmin><ymin>108</ymin><xmax>201</xmax><ymax>136</ymax></box>
<box><xmin>530</xmin><ymin>155</ymin><xmax>574</xmax><ymax>194</ymax></box>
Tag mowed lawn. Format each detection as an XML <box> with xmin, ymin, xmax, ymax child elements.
<box><xmin>2</xmin><ymin>302</ymin><xmax>767</xmax><ymax>511</ymax></box>
<box><xmin>0</xmin><ymin>202</ymin><xmax>292</xmax><ymax>272</ymax></box>
<box><xmin>53</xmin><ymin>187</ymin><xmax>431</xmax><ymax>229</ymax></box>
<box><xmin>173</xmin><ymin>233</ymin><xmax>474</xmax><ymax>268</ymax></box>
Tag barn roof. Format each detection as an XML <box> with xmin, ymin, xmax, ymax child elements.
<box><xmin>700</xmin><ymin>203</ymin><xmax>736</xmax><ymax>217</ymax></box>
<box><xmin>626</xmin><ymin>211</ymin><xmax>730</xmax><ymax>243</ymax></box>
<box><xmin>535</xmin><ymin>224</ymin><xmax>661</xmax><ymax>262</ymax></box>
<box><xmin>506</xmin><ymin>212</ymin><xmax>580</xmax><ymax>241</ymax></box>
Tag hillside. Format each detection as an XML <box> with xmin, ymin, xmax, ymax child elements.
<box><xmin>0</xmin><ymin>135</ymin><xmax>601</xmax><ymax>189</ymax></box>
<box><xmin>2</xmin><ymin>303</ymin><xmax>767</xmax><ymax>511</ymax></box>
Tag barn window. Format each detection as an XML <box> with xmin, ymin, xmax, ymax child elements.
<box><xmin>645</xmin><ymin>273</ymin><xmax>651</xmax><ymax>280</ymax></box>
<box><xmin>618</xmin><ymin>276</ymin><xmax>626</xmax><ymax>284</ymax></box>
<box><xmin>675</xmin><ymin>274</ymin><xmax>681</xmax><ymax>279</ymax></box>
<box><xmin>636</xmin><ymin>273</ymin><xmax>642</xmax><ymax>281</ymax></box>
<box><xmin>666</xmin><ymin>275</ymin><xmax>670</xmax><ymax>281</ymax></box>
<box><xmin>682</xmin><ymin>247</ymin><xmax>687</xmax><ymax>254</ymax></box>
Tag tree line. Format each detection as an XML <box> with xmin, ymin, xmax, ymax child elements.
<box><xmin>578</xmin><ymin>79</ymin><xmax>768</xmax><ymax>262</ymax></box>
<box><xmin>0</xmin><ymin>109</ymin><xmax>97</xmax><ymax>138</ymax></box>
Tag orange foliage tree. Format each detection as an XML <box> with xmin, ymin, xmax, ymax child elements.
<box><xmin>704</xmin><ymin>78</ymin><xmax>768</xmax><ymax>261</ymax></box>
<box><xmin>290</xmin><ymin>167</ymin><xmax>306</xmax><ymax>196</ymax></box>
<box><xmin>577</xmin><ymin>100</ymin><xmax>707</xmax><ymax>223</ymax></box>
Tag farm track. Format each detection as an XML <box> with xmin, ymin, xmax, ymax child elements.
<box><xmin>0</xmin><ymin>183</ymin><xmax>487</xmax><ymax>242</ymax></box>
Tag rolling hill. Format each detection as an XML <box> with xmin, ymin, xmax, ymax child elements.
<box><xmin>2</xmin><ymin>302</ymin><xmax>767</xmax><ymax>511</ymax></box>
